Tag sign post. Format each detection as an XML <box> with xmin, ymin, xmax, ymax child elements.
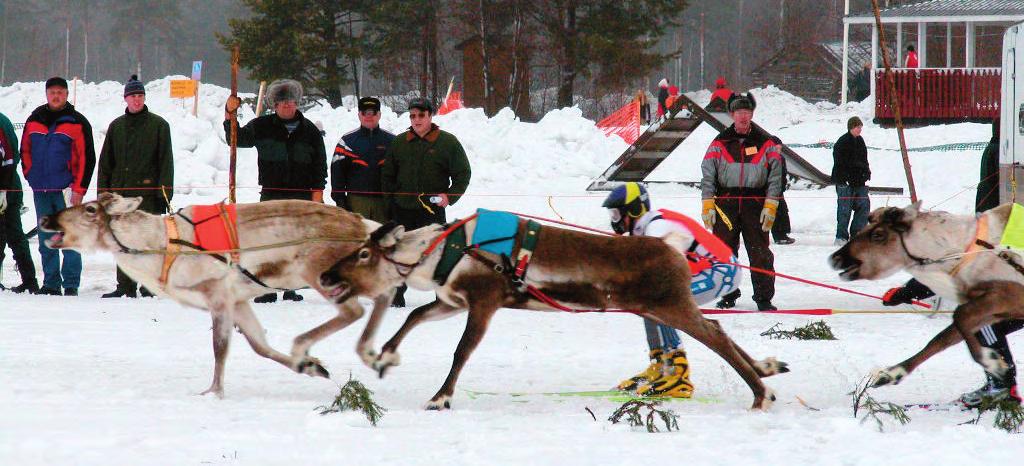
<box><xmin>228</xmin><ymin>49</ymin><xmax>239</xmax><ymax>204</ymax></box>
<box><xmin>191</xmin><ymin>61</ymin><xmax>202</xmax><ymax>117</ymax></box>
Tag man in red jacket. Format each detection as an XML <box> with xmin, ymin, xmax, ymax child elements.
<box><xmin>21</xmin><ymin>77</ymin><xmax>96</xmax><ymax>296</ymax></box>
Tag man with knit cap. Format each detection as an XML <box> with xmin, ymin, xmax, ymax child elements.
<box><xmin>699</xmin><ymin>92</ymin><xmax>783</xmax><ymax>311</ymax></box>
<box><xmin>21</xmin><ymin>76</ymin><xmax>96</xmax><ymax>296</ymax></box>
<box><xmin>331</xmin><ymin>96</ymin><xmax>394</xmax><ymax>222</ymax></box>
<box><xmin>97</xmin><ymin>75</ymin><xmax>174</xmax><ymax>298</ymax></box>
<box><xmin>224</xmin><ymin>78</ymin><xmax>327</xmax><ymax>303</ymax></box>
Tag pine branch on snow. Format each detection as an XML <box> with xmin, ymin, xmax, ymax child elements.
<box><xmin>608</xmin><ymin>400</ymin><xmax>679</xmax><ymax>433</ymax></box>
<box><xmin>316</xmin><ymin>374</ymin><xmax>386</xmax><ymax>426</ymax></box>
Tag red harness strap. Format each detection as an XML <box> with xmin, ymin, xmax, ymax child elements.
<box><xmin>422</xmin><ymin>214</ymin><xmax>478</xmax><ymax>258</ymax></box>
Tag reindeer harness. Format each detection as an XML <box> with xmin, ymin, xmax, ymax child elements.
<box><xmin>899</xmin><ymin>210</ymin><xmax>1024</xmax><ymax>279</ymax></box>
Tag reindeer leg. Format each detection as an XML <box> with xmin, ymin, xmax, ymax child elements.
<box><xmin>291</xmin><ymin>296</ymin><xmax>365</xmax><ymax>361</ymax></box>
<box><xmin>373</xmin><ymin>299</ymin><xmax>463</xmax><ymax>377</ymax></box>
<box><xmin>232</xmin><ymin>300</ymin><xmax>330</xmax><ymax>378</ymax></box>
<box><xmin>650</xmin><ymin>311</ymin><xmax>774</xmax><ymax>410</ymax></box>
<box><xmin>954</xmin><ymin>302</ymin><xmax>1008</xmax><ymax>380</ymax></box>
<box><xmin>200</xmin><ymin>309</ymin><xmax>233</xmax><ymax>398</ymax></box>
<box><xmin>871</xmin><ymin>323</ymin><xmax>963</xmax><ymax>387</ymax></box>
<box><xmin>354</xmin><ymin>292</ymin><xmax>394</xmax><ymax>368</ymax></box>
<box><xmin>425</xmin><ymin>303</ymin><xmax>498</xmax><ymax>411</ymax></box>
<box><xmin>706</xmin><ymin>319</ymin><xmax>789</xmax><ymax>377</ymax></box>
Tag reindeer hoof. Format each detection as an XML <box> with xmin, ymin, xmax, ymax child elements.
<box><xmin>199</xmin><ymin>386</ymin><xmax>225</xmax><ymax>399</ymax></box>
<box><xmin>981</xmin><ymin>348</ymin><xmax>1010</xmax><ymax>377</ymax></box>
<box><xmin>870</xmin><ymin>366</ymin><xmax>906</xmax><ymax>387</ymax></box>
<box><xmin>358</xmin><ymin>348</ymin><xmax>379</xmax><ymax>368</ymax></box>
<box><xmin>755</xmin><ymin>357</ymin><xmax>790</xmax><ymax>377</ymax></box>
<box><xmin>372</xmin><ymin>351</ymin><xmax>400</xmax><ymax>378</ymax></box>
<box><xmin>297</xmin><ymin>358</ymin><xmax>330</xmax><ymax>378</ymax></box>
<box><xmin>751</xmin><ymin>388</ymin><xmax>775</xmax><ymax>411</ymax></box>
<box><xmin>425</xmin><ymin>396</ymin><xmax>452</xmax><ymax>411</ymax></box>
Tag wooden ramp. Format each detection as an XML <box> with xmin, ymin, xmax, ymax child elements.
<box><xmin>588</xmin><ymin>94</ymin><xmax>904</xmax><ymax>195</ymax></box>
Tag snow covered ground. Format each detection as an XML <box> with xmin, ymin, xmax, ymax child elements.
<box><xmin>1</xmin><ymin>78</ymin><xmax>1021</xmax><ymax>465</ymax></box>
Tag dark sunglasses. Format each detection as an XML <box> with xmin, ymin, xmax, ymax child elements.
<box><xmin>409</xmin><ymin>112</ymin><xmax>430</xmax><ymax>119</ymax></box>
<box><xmin>360</xmin><ymin>110</ymin><xmax>379</xmax><ymax>116</ymax></box>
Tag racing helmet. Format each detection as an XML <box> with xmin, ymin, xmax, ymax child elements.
<box><xmin>602</xmin><ymin>182</ymin><xmax>650</xmax><ymax>234</ymax></box>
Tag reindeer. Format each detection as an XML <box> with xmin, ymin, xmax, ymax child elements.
<box><xmin>829</xmin><ymin>201</ymin><xmax>1024</xmax><ymax>388</ymax></box>
<box><xmin>318</xmin><ymin>219</ymin><xmax>790</xmax><ymax>411</ymax></box>
<box><xmin>39</xmin><ymin>192</ymin><xmax>392</xmax><ymax>397</ymax></box>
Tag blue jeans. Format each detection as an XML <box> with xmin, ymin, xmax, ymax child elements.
<box><xmin>33</xmin><ymin>191</ymin><xmax>82</xmax><ymax>290</ymax></box>
<box><xmin>836</xmin><ymin>185</ymin><xmax>870</xmax><ymax>241</ymax></box>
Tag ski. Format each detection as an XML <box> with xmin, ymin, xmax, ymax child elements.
<box><xmin>462</xmin><ymin>388</ymin><xmax>719</xmax><ymax>404</ymax></box>
<box><xmin>902</xmin><ymin>402</ymin><xmax>966</xmax><ymax>412</ymax></box>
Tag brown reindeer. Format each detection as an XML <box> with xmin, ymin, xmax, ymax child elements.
<box><xmin>318</xmin><ymin>219</ymin><xmax>789</xmax><ymax>410</ymax></box>
<box><xmin>39</xmin><ymin>192</ymin><xmax>393</xmax><ymax>397</ymax></box>
<box><xmin>829</xmin><ymin>202</ymin><xmax>1024</xmax><ymax>388</ymax></box>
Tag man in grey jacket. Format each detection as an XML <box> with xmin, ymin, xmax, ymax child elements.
<box><xmin>699</xmin><ymin>93</ymin><xmax>783</xmax><ymax>311</ymax></box>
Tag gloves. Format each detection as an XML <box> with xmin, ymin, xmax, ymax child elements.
<box><xmin>701</xmin><ymin>199</ymin><xmax>717</xmax><ymax>229</ymax></box>
<box><xmin>882</xmin><ymin>287</ymin><xmax>915</xmax><ymax>306</ymax></box>
<box><xmin>225</xmin><ymin>95</ymin><xmax>242</xmax><ymax>114</ymax></box>
<box><xmin>760</xmin><ymin>199</ymin><xmax>779</xmax><ymax>232</ymax></box>
<box><xmin>311</xmin><ymin>191</ymin><xmax>324</xmax><ymax>203</ymax></box>
<box><xmin>0</xmin><ymin>191</ymin><xmax>7</xmax><ymax>214</ymax></box>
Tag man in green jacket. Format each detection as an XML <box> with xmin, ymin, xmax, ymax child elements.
<box><xmin>382</xmin><ymin>97</ymin><xmax>471</xmax><ymax>306</ymax></box>
<box><xmin>97</xmin><ymin>75</ymin><xmax>174</xmax><ymax>298</ymax></box>
<box><xmin>0</xmin><ymin>110</ymin><xmax>39</xmax><ymax>293</ymax></box>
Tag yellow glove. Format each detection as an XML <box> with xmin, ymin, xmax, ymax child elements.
<box><xmin>701</xmin><ymin>199</ymin><xmax>717</xmax><ymax>229</ymax></box>
<box><xmin>760</xmin><ymin>199</ymin><xmax>779</xmax><ymax>232</ymax></box>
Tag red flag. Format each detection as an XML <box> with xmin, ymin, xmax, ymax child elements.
<box><xmin>438</xmin><ymin>91</ymin><xmax>465</xmax><ymax>115</ymax></box>
<box><xmin>596</xmin><ymin>100</ymin><xmax>640</xmax><ymax>144</ymax></box>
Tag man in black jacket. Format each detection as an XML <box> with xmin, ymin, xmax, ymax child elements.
<box><xmin>832</xmin><ymin>116</ymin><xmax>871</xmax><ymax>244</ymax></box>
<box><xmin>224</xmin><ymin>79</ymin><xmax>327</xmax><ymax>303</ymax></box>
<box><xmin>331</xmin><ymin>96</ymin><xmax>394</xmax><ymax>222</ymax></box>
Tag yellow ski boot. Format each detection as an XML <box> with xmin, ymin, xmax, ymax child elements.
<box><xmin>616</xmin><ymin>349</ymin><xmax>664</xmax><ymax>392</ymax></box>
<box><xmin>637</xmin><ymin>348</ymin><xmax>694</xmax><ymax>398</ymax></box>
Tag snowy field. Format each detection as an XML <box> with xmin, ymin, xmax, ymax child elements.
<box><xmin>1</xmin><ymin>78</ymin><xmax>1022</xmax><ymax>465</ymax></box>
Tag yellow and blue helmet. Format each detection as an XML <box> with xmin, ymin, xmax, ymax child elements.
<box><xmin>602</xmin><ymin>182</ymin><xmax>650</xmax><ymax>234</ymax></box>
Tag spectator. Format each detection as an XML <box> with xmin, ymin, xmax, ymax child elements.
<box><xmin>635</xmin><ymin>89</ymin><xmax>650</xmax><ymax>124</ymax></box>
<box><xmin>708</xmin><ymin>76</ymin><xmax>734</xmax><ymax>111</ymax></box>
<box><xmin>770</xmin><ymin>140</ymin><xmax>795</xmax><ymax>245</ymax></box>
<box><xmin>905</xmin><ymin>44</ymin><xmax>919</xmax><ymax>68</ymax></box>
<box><xmin>0</xmin><ymin>110</ymin><xmax>39</xmax><ymax>293</ymax></box>
<box><xmin>97</xmin><ymin>75</ymin><xmax>174</xmax><ymax>298</ymax></box>
<box><xmin>21</xmin><ymin>77</ymin><xmax>96</xmax><ymax>296</ymax></box>
<box><xmin>666</xmin><ymin>83</ymin><xmax>680</xmax><ymax>111</ymax></box>
<box><xmin>832</xmin><ymin>116</ymin><xmax>871</xmax><ymax>244</ymax></box>
<box><xmin>699</xmin><ymin>92</ymin><xmax>783</xmax><ymax>311</ymax></box>
<box><xmin>382</xmin><ymin>97</ymin><xmax>471</xmax><ymax>307</ymax></box>
<box><xmin>656</xmin><ymin>78</ymin><xmax>670</xmax><ymax>119</ymax></box>
<box><xmin>851</xmin><ymin>62</ymin><xmax>872</xmax><ymax>102</ymax></box>
<box><xmin>331</xmin><ymin>96</ymin><xmax>394</xmax><ymax>223</ymax></box>
<box><xmin>976</xmin><ymin>118</ymin><xmax>1000</xmax><ymax>212</ymax></box>
<box><xmin>224</xmin><ymin>79</ymin><xmax>327</xmax><ymax>303</ymax></box>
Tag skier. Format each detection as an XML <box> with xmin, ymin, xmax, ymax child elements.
<box><xmin>604</xmin><ymin>182</ymin><xmax>740</xmax><ymax>397</ymax></box>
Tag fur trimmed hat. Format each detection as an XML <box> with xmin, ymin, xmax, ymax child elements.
<box><xmin>267</xmin><ymin>79</ymin><xmax>303</xmax><ymax>105</ymax></box>
<box><xmin>727</xmin><ymin>92</ymin><xmax>756</xmax><ymax>113</ymax></box>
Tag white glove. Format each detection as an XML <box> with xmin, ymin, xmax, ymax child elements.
<box><xmin>0</xmin><ymin>191</ymin><xmax>7</xmax><ymax>214</ymax></box>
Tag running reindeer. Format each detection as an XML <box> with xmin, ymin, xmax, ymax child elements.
<box><xmin>40</xmin><ymin>192</ymin><xmax>390</xmax><ymax>397</ymax></box>
<box><xmin>319</xmin><ymin>212</ymin><xmax>790</xmax><ymax>410</ymax></box>
<box><xmin>830</xmin><ymin>201</ymin><xmax>1024</xmax><ymax>393</ymax></box>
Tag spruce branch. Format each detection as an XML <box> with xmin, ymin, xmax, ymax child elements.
<box><xmin>850</xmin><ymin>375</ymin><xmax>910</xmax><ymax>432</ymax></box>
<box><xmin>316</xmin><ymin>373</ymin><xmax>386</xmax><ymax>426</ymax></box>
<box><xmin>609</xmin><ymin>399</ymin><xmax>679</xmax><ymax>433</ymax></box>
<box><xmin>761</xmin><ymin>320</ymin><xmax>837</xmax><ymax>340</ymax></box>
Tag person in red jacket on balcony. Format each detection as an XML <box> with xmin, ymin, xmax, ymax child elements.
<box><xmin>904</xmin><ymin>44</ymin><xmax>919</xmax><ymax>68</ymax></box>
<box><xmin>709</xmin><ymin>77</ymin><xmax>734</xmax><ymax>111</ymax></box>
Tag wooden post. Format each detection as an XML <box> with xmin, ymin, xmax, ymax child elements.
<box><xmin>871</xmin><ymin>0</ymin><xmax>918</xmax><ymax>203</ymax></box>
<box><xmin>254</xmin><ymin>80</ymin><xmax>267</xmax><ymax>116</ymax></box>
<box><xmin>228</xmin><ymin>46</ymin><xmax>239</xmax><ymax>204</ymax></box>
<box><xmin>71</xmin><ymin>76</ymin><xmax>78</xmax><ymax>106</ymax></box>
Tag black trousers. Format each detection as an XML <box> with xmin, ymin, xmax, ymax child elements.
<box><xmin>0</xmin><ymin>190</ymin><xmax>37</xmax><ymax>286</ymax></box>
<box><xmin>979</xmin><ymin>319</ymin><xmax>1024</xmax><ymax>382</ymax></box>
<box><xmin>392</xmin><ymin>205</ymin><xmax>447</xmax><ymax>302</ymax></box>
<box><xmin>771</xmin><ymin>196</ymin><xmax>791</xmax><ymax>240</ymax></box>
<box><xmin>713</xmin><ymin>197</ymin><xmax>775</xmax><ymax>302</ymax></box>
<box><xmin>114</xmin><ymin>196</ymin><xmax>168</xmax><ymax>292</ymax></box>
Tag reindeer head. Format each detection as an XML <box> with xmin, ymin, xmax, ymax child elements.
<box><xmin>39</xmin><ymin>192</ymin><xmax>143</xmax><ymax>252</ymax></box>
<box><xmin>319</xmin><ymin>222</ymin><xmax>408</xmax><ymax>303</ymax></box>
<box><xmin>829</xmin><ymin>201</ymin><xmax>922</xmax><ymax>281</ymax></box>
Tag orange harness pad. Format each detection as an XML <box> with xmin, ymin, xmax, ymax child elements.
<box><xmin>191</xmin><ymin>203</ymin><xmax>240</xmax><ymax>255</ymax></box>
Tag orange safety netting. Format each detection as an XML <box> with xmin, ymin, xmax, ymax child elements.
<box><xmin>596</xmin><ymin>100</ymin><xmax>640</xmax><ymax>145</ymax></box>
<box><xmin>438</xmin><ymin>91</ymin><xmax>465</xmax><ymax>115</ymax></box>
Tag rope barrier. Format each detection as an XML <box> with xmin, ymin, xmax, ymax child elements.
<box><xmin>787</xmin><ymin>141</ymin><xmax>987</xmax><ymax>153</ymax></box>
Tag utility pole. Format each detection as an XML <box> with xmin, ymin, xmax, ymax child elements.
<box><xmin>871</xmin><ymin>0</ymin><xmax>918</xmax><ymax>203</ymax></box>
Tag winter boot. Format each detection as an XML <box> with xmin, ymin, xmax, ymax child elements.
<box><xmin>637</xmin><ymin>348</ymin><xmax>694</xmax><ymax>398</ymax></box>
<box><xmin>11</xmin><ymin>280</ymin><xmax>40</xmax><ymax>294</ymax></box>
<box><xmin>254</xmin><ymin>293</ymin><xmax>278</xmax><ymax>304</ymax></box>
<box><xmin>102</xmin><ymin>288</ymin><xmax>137</xmax><ymax>298</ymax></box>
<box><xmin>958</xmin><ymin>375</ymin><xmax>1022</xmax><ymax>409</ymax></box>
<box><xmin>716</xmin><ymin>289</ymin><xmax>740</xmax><ymax>309</ymax></box>
<box><xmin>756</xmin><ymin>300</ymin><xmax>778</xmax><ymax>311</ymax></box>
<box><xmin>616</xmin><ymin>349</ymin><xmax>664</xmax><ymax>392</ymax></box>
<box><xmin>282</xmin><ymin>290</ymin><xmax>304</xmax><ymax>302</ymax></box>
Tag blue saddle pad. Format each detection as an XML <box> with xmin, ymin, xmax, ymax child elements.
<box><xmin>472</xmin><ymin>209</ymin><xmax>519</xmax><ymax>256</ymax></box>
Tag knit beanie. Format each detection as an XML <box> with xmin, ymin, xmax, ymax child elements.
<box><xmin>848</xmin><ymin>116</ymin><xmax>863</xmax><ymax>131</ymax></box>
<box><xmin>45</xmin><ymin>76</ymin><xmax>68</xmax><ymax>90</ymax></box>
<box><xmin>124</xmin><ymin>75</ymin><xmax>145</xmax><ymax>97</ymax></box>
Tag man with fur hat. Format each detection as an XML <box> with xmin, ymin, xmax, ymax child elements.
<box><xmin>699</xmin><ymin>92</ymin><xmax>783</xmax><ymax>311</ymax></box>
<box><xmin>21</xmin><ymin>76</ymin><xmax>96</xmax><ymax>296</ymax></box>
<box><xmin>331</xmin><ymin>96</ymin><xmax>394</xmax><ymax>222</ymax></box>
<box><xmin>224</xmin><ymin>78</ymin><xmax>327</xmax><ymax>303</ymax></box>
<box><xmin>97</xmin><ymin>74</ymin><xmax>174</xmax><ymax>298</ymax></box>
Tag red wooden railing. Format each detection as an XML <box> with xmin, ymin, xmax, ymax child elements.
<box><xmin>875</xmin><ymin>68</ymin><xmax>1001</xmax><ymax>120</ymax></box>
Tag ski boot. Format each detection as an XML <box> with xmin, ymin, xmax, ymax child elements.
<box><xmin>616</xmin><ymin>349</ymin><xmax>664</xmax><ymax>392</ymax></box>
<box><xmin>716</xmin><ymin>289</ymin><xmax>740</xmax><ymax>309</ymax></box>
<box><xmin>637</xmin><ymin>348</ymin><xmax>694</xmax><ymax>398</ymax></box>
<box><xmin>958</xmin><ymin>375</ymin><xmax>1022</xmax><ymax>409</ymax></box>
